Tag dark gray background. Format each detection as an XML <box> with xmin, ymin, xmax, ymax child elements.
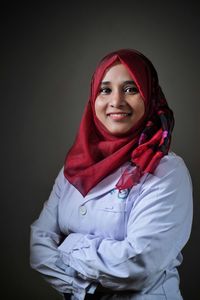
<box><xmin>2</xmin><ymin>1</ymin><xmax>200</xmax><ymax>299</ymax></box>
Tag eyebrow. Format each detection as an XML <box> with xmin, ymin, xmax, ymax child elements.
<box><xmin>101</xmin><ymin>80</ymin><xmax>136</xmax><ymax>85</ymax></box>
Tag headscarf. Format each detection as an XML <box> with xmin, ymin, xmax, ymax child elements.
<box><xmin>64</xmin><ymin>49</ymin><xmax>174</xmax><ymax>197</ymax></box>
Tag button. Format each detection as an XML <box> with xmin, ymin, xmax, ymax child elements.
<box><xmin>79</xmin><ymin>205</ymin><xmax>87</xmax><ymax>215</ymax></box>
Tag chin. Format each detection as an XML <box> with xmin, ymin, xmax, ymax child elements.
<box><xmin>108</xmin><ymin>128</ymin><xmax>131</xmax><ymax>136</ymax></box>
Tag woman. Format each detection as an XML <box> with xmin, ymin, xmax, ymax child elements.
<box><xmin>30</xmin><ymin>49</ymin><xmax>193</xmax><ymax>300</ymax></box>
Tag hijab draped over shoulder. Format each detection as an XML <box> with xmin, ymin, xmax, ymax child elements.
<box><xmin>64</xmin><ymin>49</ymin><xmax>174</xmax><ymax>197</ymax></box>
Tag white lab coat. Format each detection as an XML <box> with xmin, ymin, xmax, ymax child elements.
<box><xmin>30</xmin><ymin>152</ymin><xmax>193</xmax><ymax>300</ymax></box>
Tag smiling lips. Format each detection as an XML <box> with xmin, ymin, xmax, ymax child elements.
<box><xmin>107</xmin><ymin>112</ymin><xmax>132</xmax><ymax>120</ymax></box>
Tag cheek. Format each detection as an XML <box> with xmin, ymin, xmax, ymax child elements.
<box><xmin>139</xmin><ymin>101</ymin><xmax>145</xmax><ymax>116</ymax></box>
<box><xmin>94</xmin><ymin>100</ymin><xmax>99</xmax><ymax>117</ymax></box>
<box><xmin>133</xmin><ymin>97</ymin><xmax>145</xmax><ymax>116</ymax></box>
<box><xmin>94</xmin><ymin>98</ymin><xmax>105</xmax><ymax>116</ymax></box>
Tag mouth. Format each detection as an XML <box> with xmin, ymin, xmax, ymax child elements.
<box><xmin>107</xmin><ymin>112</ymin><xmax>132</xmax><ymax>120</ymax></box>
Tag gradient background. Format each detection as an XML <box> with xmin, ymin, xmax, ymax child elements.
<box><xmin>2</xmin><ymin>1</ymin><xmax>200</xmax><ymax>299</ymax></box>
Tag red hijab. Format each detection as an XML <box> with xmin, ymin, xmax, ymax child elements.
<box><xmin>64</xmin><ymin>49</ymin><xmax>174</xmax><ymax>196</ymax></box>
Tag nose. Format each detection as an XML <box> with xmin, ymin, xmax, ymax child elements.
<box><xmin>109</xmin><ymin>90</ymin><xmax>125</xmax><ymax>108</ymax></box>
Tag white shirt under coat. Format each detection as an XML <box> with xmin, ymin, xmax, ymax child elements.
<box><xmin>30</xmin><ymin>152</ymin><xmax>193</xmax><ymax>300</ymax></box>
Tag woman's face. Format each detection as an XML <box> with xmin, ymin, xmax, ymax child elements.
<box><xmin>94</xmin><ymin>63</ymin><xmax>145</xmax><ymax>136</ymax></box>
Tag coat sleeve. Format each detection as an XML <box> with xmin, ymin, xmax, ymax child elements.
<box><xmin>58</xmin><ymin>157</ymin><xmax>193</xmax><ymax>291</ymax></box>
<box><xmin>30</xmin><ymin>168</ymin><xmax>92</xmax><ymax>295</ymax></box>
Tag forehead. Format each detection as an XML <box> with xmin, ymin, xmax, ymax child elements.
<box><xmin>102</xmin><ymin>63</ymin><xmax>133</xmax><ymax>82</ymax></box>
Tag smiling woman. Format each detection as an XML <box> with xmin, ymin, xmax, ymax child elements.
<box><xmin>30</xmin><ymin>49</ymin><xmax>193</xmax><ymax>300</ymax></box>
<box><xmin>95</xmin><ymin>63</ymin><xmax>145</xmax><ymax>136</ymax></box>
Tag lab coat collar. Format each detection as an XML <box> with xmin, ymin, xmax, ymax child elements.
<box><xmin>84</xmin><ymin>162</ymin><xmax>130</xmax><ymax>201</ymax></box>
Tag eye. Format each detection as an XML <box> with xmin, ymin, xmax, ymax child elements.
<box><xmin>99</xmin><ymin>87</ymin><xmax>112</xmax><ymax>95</ymax></box>
<box><xmin>124</xmin><ymin>86</ymin><xmax>139</xmax><ymax>94</ymax></box>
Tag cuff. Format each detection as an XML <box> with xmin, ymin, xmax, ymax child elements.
<box><xmin>58</xmin><ymin>233</ymin><xmax>85</xmax><ymax>254</ymax></box>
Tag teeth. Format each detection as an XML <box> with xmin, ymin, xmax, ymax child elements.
<box><xmin>110</xmin><ymin>113</ymin><xmax>129</xmax><ymax>116</ymax></box>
